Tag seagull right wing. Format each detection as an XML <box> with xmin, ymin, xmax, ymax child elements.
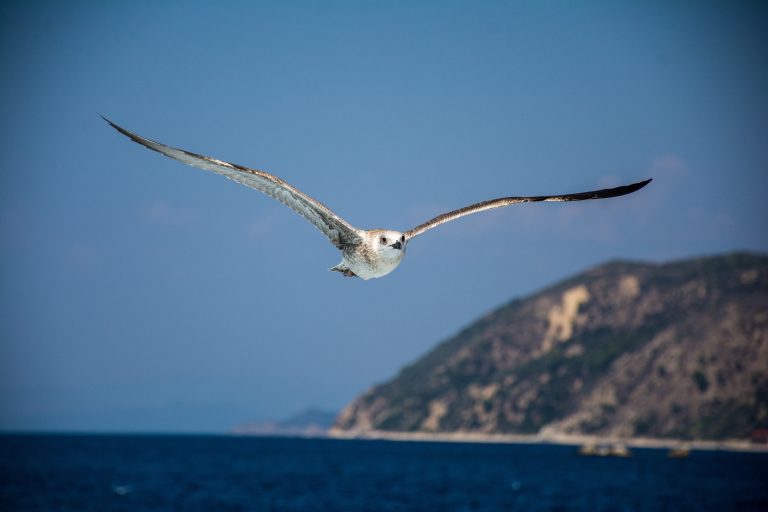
<box><xmin>104</xmin><ymin>117</ymin><xmax>362</xmax><ymax>247</ymax></box>
<box><xmin>405</xmin><ymin>179</ymin><xmax>652</xmax><ymax>240</ymax></box>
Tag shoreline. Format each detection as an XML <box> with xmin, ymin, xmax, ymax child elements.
<box><xmin>327</xmin><ymin>429</ymin><xmax>768</xmax><ymax>453</ymax></box>
<box><xmin>3</xmin><ymin>430</ymin><xmax>766</xmax><ymax>453</ymax></box>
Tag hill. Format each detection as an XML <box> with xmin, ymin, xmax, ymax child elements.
<box><xmin>333</xmin><ymin>253</ymin><xmax>768</xmax><ymax>441</ymax></box>
<box><xmin>232</xmin><ymin>408</ymin><xmax>336</xmax><ymax>437</ymax></box>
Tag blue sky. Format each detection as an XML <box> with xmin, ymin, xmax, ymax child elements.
<box><xmin>1</xmin><ymin>1</ymin><xmax>766</xmax><ymax>432</ymax></box>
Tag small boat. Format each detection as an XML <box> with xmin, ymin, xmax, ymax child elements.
<box><xmin>668</xmin><ymin>446</ymin><xmax>690</xmax><ymax>458</ymax></box>
<box><xmin>579</xmin><ymin>443</ymin><xmax>598</xmax><ymax>456</ymax></box>
<box><xmin>578</xmin><ymin>442</ymin><xmax>632</xmax><ymax>457</ymax></box>
<box><xmin>610</xmin><ymin>443</ymin><xmax>631</xmax><ymax>457</ymax></box>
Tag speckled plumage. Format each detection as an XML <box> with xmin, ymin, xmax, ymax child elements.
<box><xmin>104</xmin><ymin>117</ymin><xmax>651</xmax><ymax>280</ymax></box>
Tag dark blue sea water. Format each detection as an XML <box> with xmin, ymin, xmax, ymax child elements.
<box><xmin>1</xmin><ymin>435</ymin><xmax>766</xmax><ymax>512</ymax></box>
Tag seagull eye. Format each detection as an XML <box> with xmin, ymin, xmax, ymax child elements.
<box><xmin>380</xmin><ymin>237</ymin><xmax>387</xmax><ymax>245</ymax></box>
<box><xmin>401</xmin><ymin>235</ymin><xmax>405</xmax><ymax>242</ymax></box>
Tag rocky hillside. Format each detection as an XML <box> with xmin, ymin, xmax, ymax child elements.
<box><xmin>334</xmin><ymin>253</ymin><xmax>768</xmax><ymax>440</ymax></box>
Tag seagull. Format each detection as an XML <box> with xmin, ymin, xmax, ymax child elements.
<box><xmin>103</xmin><ymin>117</ymin><xmax>651</xmax><ymax>280</ymax></box>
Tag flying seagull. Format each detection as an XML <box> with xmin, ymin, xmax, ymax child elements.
<box><xmin>103</xmin><ymin>117</ymin><xmax>651</xmax><ymax>280</ymax></box>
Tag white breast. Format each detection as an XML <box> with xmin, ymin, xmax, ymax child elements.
<box><xmin>344</xmin><ymin>252</ymin><xmax>404</xmax><ymax>280</ymax></box>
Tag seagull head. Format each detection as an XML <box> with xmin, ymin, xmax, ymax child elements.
<box><xmin>370</xmin><ymin>229</ymin><xmax>407</xmax><ymax>257</ymax></box>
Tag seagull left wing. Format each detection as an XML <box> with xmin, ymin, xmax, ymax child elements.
<box><xmin>405</xmin><ymin>179</ymin><xmax>652</xmax><ymax>240</ymax></box>
<box><xmin>103</xmin><ymin>117</ymin><xmax>362</xmax><ymax>247</ymax></box>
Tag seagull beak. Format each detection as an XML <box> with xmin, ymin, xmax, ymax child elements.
<box><xmin>390</xmin><ymin>241</ymin><xmax>403</xmax><ymax>250</ymax></box>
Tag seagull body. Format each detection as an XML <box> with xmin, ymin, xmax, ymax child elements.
<box><xmin>104</xmin><ymin>117</ymin><xmax>651</xmax><ymax>280</ymax></box>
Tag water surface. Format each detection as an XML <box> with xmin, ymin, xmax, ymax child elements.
<box><xmin>1</xmin><ymin>435</ymin><xmax>766</xmax><ymax>511</ymax></box>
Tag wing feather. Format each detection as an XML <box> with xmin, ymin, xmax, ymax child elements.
<box><xmin>103</xmin><ymin>117</ymin><xmax>362</xmax><ymax>246</ymax></box>
<box><xmin>405</xmin><ymin>179</ymin><xmax>652</xmax><ymax>240</ymax></box>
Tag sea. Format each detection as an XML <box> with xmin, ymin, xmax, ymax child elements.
<box><xmin>1</xmin><ymin>435</ymin><xmax>766</xmax><ymax>511</ymax></box>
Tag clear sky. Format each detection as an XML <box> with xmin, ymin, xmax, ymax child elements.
<box><xmin>1</xmin><ymin>1</ymin><xmax>766</xmax><ymax>433</ymax></box>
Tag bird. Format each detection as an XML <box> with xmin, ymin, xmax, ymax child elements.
<box><xmin>103</xmin><ymin>117</ymin><xmax>651</xmax><ymax>280</ymax></box>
